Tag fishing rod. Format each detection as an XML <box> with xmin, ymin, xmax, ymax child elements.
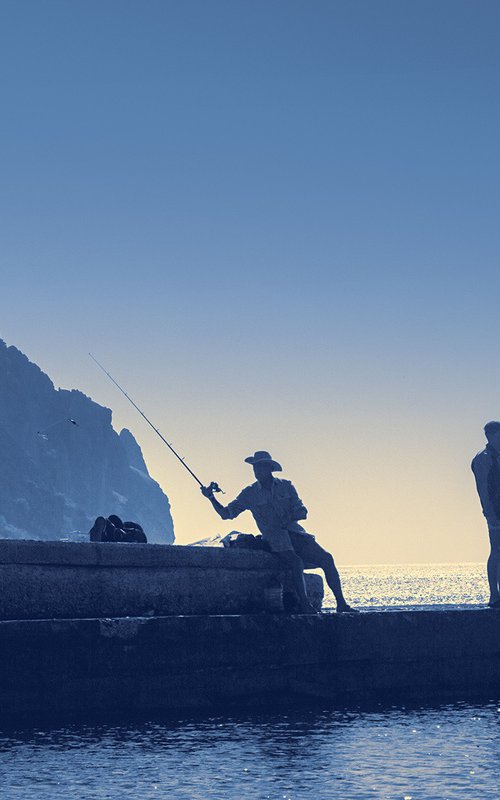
<box><xmin>89</xmin><ymin>353</ymin><xmax>223</xmax><ymax>495</ymax></box>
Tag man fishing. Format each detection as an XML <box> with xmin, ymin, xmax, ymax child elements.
<box><xmin>201</xmin><ymin>450</ymin><xmax>356</xmax><ymax>614</ymax></box>
<box><xmin>90</xmin><ymin>358</ymin><xmax>355</xmax><ymax>613</ymax></box>
<box><xmin>472</xmin><ymin>421</ymin><xmax>500</xmax><ymax>608</ymax></box>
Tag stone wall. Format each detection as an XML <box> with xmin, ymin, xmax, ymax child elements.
<box><xmin>0</xmin><ymin>540</ymin><xmax>323</xmax><ymax>619</ymax></box>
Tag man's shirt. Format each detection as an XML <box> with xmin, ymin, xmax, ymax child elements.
<box><xmin>223</xmin><ymin>477</ymin><xmax>311</xmax><ymax>538</ymax></box>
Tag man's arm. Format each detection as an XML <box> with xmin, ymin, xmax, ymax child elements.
<box><xmin>287</xmin><ymin>482</ymin><xmax>308</xmax><ymax>521</ymax></box>
<box><xmin>472</xmin><ymin>454</ymin><xmax>496</xmax><ymax>521</ymax></box>
<box><xmin>201</xmin><ymin>484</ymin><xmax>247</xmax><ymax>521</ymax></box>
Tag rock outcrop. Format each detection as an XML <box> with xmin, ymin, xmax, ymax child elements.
<box><xmin>0</xmin><ymin>339</ymin><xmax>174</xmax><ymax>542</ymax></box>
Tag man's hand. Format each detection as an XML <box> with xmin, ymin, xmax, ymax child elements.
<box><xmin>201</xmin><ymin>483</ymin><xmax>230</xmax><ymax>520</ymax></box>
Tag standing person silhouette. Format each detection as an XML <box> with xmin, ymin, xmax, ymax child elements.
<box><xmin>471</xmin><ymin>422</ymin><xmax>500</xmax><ymax>608</ymax></box>
<box><xmin>201</xmin><ymin>451</ymin><xmax>356</xmax><ymax>613</ymax></box>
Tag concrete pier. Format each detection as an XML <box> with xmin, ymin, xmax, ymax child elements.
<box><xmin>1</xmin><ymin>540</ymin><xmax>499</xmax><ymax>719</ymax></box>
<box><xmin>1</xmin><ymin>609</ymin><xmax>500</xmax><ymax>718</ymax></box>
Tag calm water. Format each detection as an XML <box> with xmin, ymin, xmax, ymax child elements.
<box><xmin>322</xmin><ymin>561</ymin><xmax>488</xmax><ymax>610</ymax></box>
<box><xmin>2</xmin><ymin>703</ymin><xmax>500</xmax><ymax>800</ymax></box>
<box><xmin>1</xmin><ymin>563</ymin><xmax>497</xmax><ymax>800</ymax></box>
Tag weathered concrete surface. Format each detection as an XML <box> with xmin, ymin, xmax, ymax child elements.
<box><xmin>1</xmin><ymin>609</ymin><xmax>500</xmax><ymax>718</ymax></box>
<box><xmin>0</xmin><ymin>540</ymin><xmax>323</xmax><ymax>618</ymax></box>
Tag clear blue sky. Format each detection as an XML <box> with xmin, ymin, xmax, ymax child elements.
<box><xmin>1</xmin><ymin>1</ymin><xmax>499</xmax><ymax>562</ymax></box>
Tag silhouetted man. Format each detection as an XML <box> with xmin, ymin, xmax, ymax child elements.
<box><xmin>201</xmin><ymin>450</ymin><xmax>356</xmax><ymax>613</ymax></box>
<box><xmin>471</xmin><ymin>421</ymin><xmax>500</xmax><ymax>608</ymax></box>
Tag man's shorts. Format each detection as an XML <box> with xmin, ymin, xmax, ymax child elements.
<box><xmin>262</xmin><ymin>528</ymin><xmax>295</xmax><ymax>553</ymax></box>
<box><xmin>262</xmin><ymin>528</ymin><xmax>329</xmax><ymax>568</ymax></box>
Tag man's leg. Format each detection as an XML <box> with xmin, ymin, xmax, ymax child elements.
<box><xmin>278</xmin><ymin>550</ymin><xmax>316</xmax><ymax>613</ymax></box>
<box><xmin>315</xmin><ymin>550</ymin><xmax>353</xmax><ymax>611</ymax></box>
<box><xmin>487</xmin><ymin>527</ymin><xmax>500</xmax><ymax>605</ymax></box>
<box><xmin>290</xmin><ymin>534</ymin><xmax>356</xmax><ymax>612</ymax></box>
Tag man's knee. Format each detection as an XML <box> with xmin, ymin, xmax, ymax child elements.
<box><xmin>316</xmin><ymin>549</ymin><xmax>335</xmax><ymax>570</ymax></box>
<box><xmin>488</xmin><ymin>527</ymin><xmax>500</xmax><ymax>551</ymax></box>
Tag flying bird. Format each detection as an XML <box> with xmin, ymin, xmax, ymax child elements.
<box><xmin>36</xmin><ymin>417</ymin><xmax>80</xmax><ymax>440</ymax></box>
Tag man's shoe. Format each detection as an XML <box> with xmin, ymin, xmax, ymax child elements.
<box><xmin>89</xmin><ymin>516</ymin><xmax>107</xmax><ymax>542</ymax></box>
<box><xmin>297</xmin><ymin>600</ymin><xmax>318</xmax><ymax>615</ymax></box>
<box><xmin>336</xmin><ymin>603</ymin><xmax>359</xmax><ymax>613</ymax></box>
<box><xmin>487</xmin><ymin>598</ymin><xmax>500</xmax><ymax>608</ymax></box>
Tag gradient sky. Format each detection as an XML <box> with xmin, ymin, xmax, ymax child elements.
<box><xmin>1</xmin><ymin>1</ymin><xmax>499</xmax><ymax>563</ymax></box>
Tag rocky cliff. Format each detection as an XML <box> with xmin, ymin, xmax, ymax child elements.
<box><xmin>0</xmin><ymin>339</ymin><xmax>174</xmax><ymax>542</ymax></box>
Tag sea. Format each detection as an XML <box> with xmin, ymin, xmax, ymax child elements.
<box><xmin>321</xmin><ymin>561</ymin><xmax>488</xmax><ymax>612</ymax></box>
<box><xmin>1</xmin><ymin>562</ymin><xmax>499</xmax><ymax>800</ymax></box>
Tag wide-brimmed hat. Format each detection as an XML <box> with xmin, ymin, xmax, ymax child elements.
<box><xmin>244</xmin><ymin>450</ymin><xmax>282</xmax><ymax>471</ymax></box>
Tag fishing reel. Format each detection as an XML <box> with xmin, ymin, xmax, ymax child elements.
<box><xmin>206</xmin><ymin>481</ymin><xmax>225</xmax><ymax>495</ymax></box>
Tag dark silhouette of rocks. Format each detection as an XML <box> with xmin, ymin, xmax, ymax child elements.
<box><xmin>0</xmin><ymin>339</ymin><xmax>174</xmax><ymax>542</ymax></box>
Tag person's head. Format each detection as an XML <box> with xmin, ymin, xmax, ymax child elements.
<box><xmin>253</xmin><ymin>461</ymin><xmax>274</xmax><ymax>483</ymax></box>
<box><xmin>485</xmin><ymin>421</ymin><xmax>500</xmax><ymax>450</ymax></box>
<box><xmin>244</xmin><ymin>450</ymin><xmax>282</xmax><ymax>483</ymax></box>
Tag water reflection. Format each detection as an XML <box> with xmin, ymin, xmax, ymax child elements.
<box><xmin>323</xmin><ymin>562</ymin><xmax>488</xmax><ymax>610</ymax></box>
<box><xmin>1</xmin><ymin>701</ymin><xmax>500</xmax><ymax>799</ymax></box>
